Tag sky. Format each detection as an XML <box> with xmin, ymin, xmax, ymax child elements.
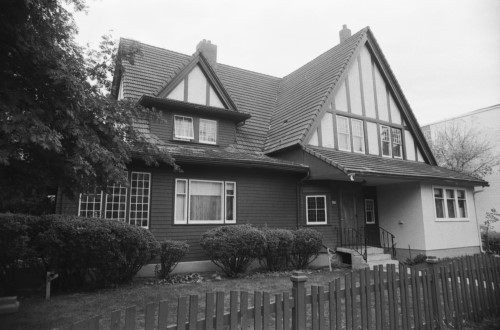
<box><xmin>72</xmin><ymin>0</ymin><xmax>500</xmax><ymax>125</ymax></box>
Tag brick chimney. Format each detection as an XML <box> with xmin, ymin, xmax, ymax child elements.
<box><xmin>196</xmin><ymin>39</ymin><xmax>217</xmax><ymax>66</ymax></box>
<box><xmin>339</xmin><ymin>25</ymin><xmax>351</xmax><ymax>43</ymax></box>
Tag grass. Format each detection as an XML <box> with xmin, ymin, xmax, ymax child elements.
<box><xmin>0</xmin><ymin>267</ymin><xmax>351</xmax><ymax>330</ymax></box>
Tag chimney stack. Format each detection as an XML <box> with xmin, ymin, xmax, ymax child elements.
<box><xmin>339</xmin><ymin>25</ymin><xmax>351</xmax><ymax>43</ymax></box>
<box><xmin>196</xmin><ymin>39</ymin><xmax>217</xmax><ymax>66</ymax></box>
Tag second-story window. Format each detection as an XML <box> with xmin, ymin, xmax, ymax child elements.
<box><xmin>337</xmin><ymin>116</ymin><xmax>351</xmax><ymax>151</ymax></box>
<box><xmin>351</xmin><ymin>119</ymin><xmax>365</xmax><ymax>153</ymax></box>
<box><xmin>174</xmin><ymin>116</ymin><xmax>194</xmax><ymax>140</ymax></box>
<box><xmin>199</xmin><ymin>119</ymin><xmax>217</xmax><ymax>144</ymax></box>
<box><xmin>391</xmin><ymin>128</ymin><xmax>402</xmax><ymax>158</ymax></box>
<box><xmin>381</xmin><ymin>125</ymin><xmax>403</xmax><ymax>159</ymax></box>
<box><xmin>381</xmin><ymin>126</ymin><xmax>391</xmax><ymax>157</ymax></box>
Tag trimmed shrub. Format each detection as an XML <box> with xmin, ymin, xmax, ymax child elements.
<box><xmin>259</xmin><ymin>227</ymin><xmax>294</xmax><ymax>271</ymax></box>
<box><xmin>404</xmin><ymin>253</ymin><xmax>427</xmax><ymax>266</ymax></box>
<box><xmin>155</xmin><ymin>240</ymin><xmax>189</xmax><ymax>279</ymax></box>
<box><xmin>200</xmin><ymin>225</ymin><xmax>266</xmax><ymax>277</ymax></box>
<box><xmin>0</xmin><ymin>213</ymin><xmax>160</xmax><ymax>291</ymax></box>
<box><xmin>289</xmin><ymin>228</ymin><xmax>323</xmax><ymax>269</ymax></box>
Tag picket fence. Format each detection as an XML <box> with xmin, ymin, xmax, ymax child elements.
<box><xmin>70</xmin><ymin>254</ymin><xmax>500</xmax><ymax>329</ymax></box>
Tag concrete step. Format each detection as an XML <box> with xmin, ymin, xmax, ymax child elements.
<box><xmin>366</xmin><ymin>247</ymin><xmax>385</xmax><ymax>254</ymax></box>
<box><xmin>367</xmin><ymin>259</ymin><xmax>400</xmax><ymax>271</ymax></box>
<box><xmin>366</xmin><ymin>253</ymin><xmax>393</xmax><ymax>262</ymax></box>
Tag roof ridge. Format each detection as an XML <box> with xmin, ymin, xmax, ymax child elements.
<box><xmin>120</xmin><ymin>37</ymin><xmax>192</xmax><ymax>59</ymax></box>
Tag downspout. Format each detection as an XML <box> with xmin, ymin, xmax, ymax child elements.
<box><xmin>473</xmin><ymin>187</ymin><xmax>486</xmax><ymax>253</ymax></box>
<box><xmin>296</xmin><ymin>170</ymin><xmax>311</xmax><ymax>229</ymax></box>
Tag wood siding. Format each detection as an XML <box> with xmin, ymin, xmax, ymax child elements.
<box><xmin>59</xmin><ymin>163</ymin><xmax>303</xmax><ymax>262</ymax></box>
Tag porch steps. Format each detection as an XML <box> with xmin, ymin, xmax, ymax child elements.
<box><xmin>336</xmin><ymin>246</ymin><xmax>399</xmax><ymax>271</ymax></box>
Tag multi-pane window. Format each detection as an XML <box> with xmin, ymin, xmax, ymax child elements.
<box><xmin>79</xmin><ymin>191</ymin><xmax>103</xmax><ymax>218</ymax></box>
<box><xmin>104</xmin><ymin>185</ymin><xmax>127</xmax><ymax>221</ymax></box>
<box><xmin>365</xmin><ymin>199</ymin><xmax>375</xmax><ymax>224</ymax></box>
<box><xmin>129</xmin><ymin>172</ymin><xmax>151</xmax><ymax>228</ymax></box>
<box><xmin>199</xmin><ymin>119</ymin><xmax>217</xmax><ymax>144</ymax></box>
<box><xmin>381</xmin><ymin>126</ymin><xmax>391</xmax><ymax>157</ymax></box>
<box><xmin>174</xmin><ymin>116</ymin><xmax>194</xmax><ymax>140</ymax></box>
<box><xmin>78</xmin><ymin>172</ymin><xmax>151</xmax><ymax>228</ymax></box>
<box><xmin>337</xmin><ymin>116</ymin><xmax>351</xmax><ymax>151</ymax></box>
<box><xmin>306</xmin><ymin>195</ymin><xmax>327</xmax><ymax>225</ymax></box>
<box><xmin>351</xmin><ymin>119</ymin><xmax>365</xmax><ymax>153</ymax></box>
<box><xmin>391</xmin><ymin>128</ymin><xmax>402</xmax><ymax>158</ymax></box>
<box><xmin>434</xmin><ymin>187</ymin><xmax>468</xmax><ymax>220</ymax></box>
<box><xmin>175</xmin><ymin>179</ymin><xmax>236</xmax><ymax>224</ymax></box>
<box><xmin>380</xmin><ymin>126</ymin><xmax>402</xmax><ymax>158</ymax></box>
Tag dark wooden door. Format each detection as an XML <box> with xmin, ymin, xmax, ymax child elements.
<box><xmin>364</xmin><ymin>187</ymin><xmax>380</xmax><ymax>246</ymax></box>
<box><xmin>340</xmin><ymin>191</ymin><xmax>357</xmax><ymax>229</ymax></box>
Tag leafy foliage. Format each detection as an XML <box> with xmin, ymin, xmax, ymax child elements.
<box><xmin>0</xmin><ymin>213</ymin><xmax>160</xmax><ymax>292</ymax></box>
<box><xmin>404</xmin><ymin>253</ymin><xmax>428</xmax><ymax>266</ymax></box>
<box><xmin>426</xmin><ymin>123</ymin><xmax>500</xmax><ymax>179</ymax></box>
<box><xmin>155</xmin><ymin>240</ymin><xmax>189</xmax><ymax>279</ymax></box>
<box><xmin>259</xmin><ymin>227</ymin><xmax>294</xmax><ymax>271</ymax></box>
<box><xmin>289</xmin><ymin>228</ymin><xmax>323</xmax><ymax>269</ymax></box>
<box><xmin>200</xmin><ymin>225</ymin><xmax>266</xmax><ymax>277</ymax></box>
<box><xmin>483</xmin><ymin>209</ymin><xmax>500</xmax><ymax>253</ymax></box>
<box><xmin>0</xmin><ymin>0</ymin><xmax>176</xmax><ymax>213</ymax></box>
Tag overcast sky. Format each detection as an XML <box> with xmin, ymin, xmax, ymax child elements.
<box><xmin>72</xmin><ymin>0</ymin><xmax>500</xmax><ymax>125</ymax></box>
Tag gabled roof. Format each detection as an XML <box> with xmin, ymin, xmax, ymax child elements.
<box><xmin>303</xmin><ymin>146</ymin><xmax>487</xmax><ymax>186</ymax></box>
<box><xmin>264</xmin><ymin>28</ymin><xmax>368</xmax><ymax>153</ymax></box>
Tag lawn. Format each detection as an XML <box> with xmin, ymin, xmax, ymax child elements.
<box><xmin>0</xmin><ymin>267</ymin><xmax>351</xmax><ymax>329</ymax></box>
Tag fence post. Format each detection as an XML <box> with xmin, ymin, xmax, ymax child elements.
<box><xmin>290</xmin><ymin>271</ymin><xmax>307</xmax><ymax>330</ymax></box>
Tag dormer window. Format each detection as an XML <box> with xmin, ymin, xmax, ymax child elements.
<box><xmin>199</xmin><ymin>119</ymin><xmax>217</xmax><ymax>144</ymax></box>
<box><xmin>174</xmin><ymin>116</ymin><xmax>194</xmax><ymax>140</ymax></box>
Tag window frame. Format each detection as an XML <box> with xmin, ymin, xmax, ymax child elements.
<box><xmin>78</xmin><ymin>191</ymin><xmax>103</xmax><ymax>218</ymax></box>
<box><xmin>391</xmin><ymin>127</ymin><xmax>403</xmax><ymax>159</ymax></box>
<box><xmin>351</xmin><ymin>118</ymin><xmax>365</xmax><ymax>154</ymax></box>
<box><xmin>104</xmin><ymin>184</ymin><xmax>128</xmax><ymax>222</ymax></box>
<box><xmin>128</xmin><ymin>172</ymin><xmax>151</xmax><ymax>228</ymax></box>
<box><xmin>199</xmin><ymin>118</ymin><xmax>218</xmax><ymax>145</ymax></box>
<box><xmin>380</xmin><ymin>125</ymin><xmax>392</xmax><ymax>157</ymax></box>
<box><xmin>174</xmin><ymin>179</ymin><xmax>236</xmax><ymax>225</ymax></box>
<box><xmin>306</xmin><ymin>195</ymin><xmax>328</xmax><ymax>225</ymax></box>
<box><xmin>365</xmin><ymin>199</ymin><xmax>376</xmax><ymax>224</ymax></box>
<box><xmin>433</xmin><ymin>186</ymin><xmax>469</xmax><ymax>222</ymax></box>
<box><xmin>174</xmin><ymin>115</ymin><xmax>194</xmax><ymax>140</ymax></box>
<box><xmin>336</xmin><ymin>115</ymin><xmax>351</xmax><ymax>152</ymax></box>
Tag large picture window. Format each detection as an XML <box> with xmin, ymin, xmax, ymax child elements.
<box><xmin>175</xmin><ymin>179</ymin><xmax>236</xmax><ymax>224</ymax></box>
<box><xmin>434</xmin><ymin>187</ymin><xmax>468</xmax><ymax>221</ymax></box>
<box><xmin>78</xmin><ymin>172</ymin><xmax>151</xmax><ymax>228</ymax></box>
<box><xmin>306</xmin><ymin>195</ymin><xmax>327</xmax><ymax>225</ymax></box>
<box><xmin>174</xmin><ymin>116</ymin><xmax>194</xmax><ymax>140</ymax></box>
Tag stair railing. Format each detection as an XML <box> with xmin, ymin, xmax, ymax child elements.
<box><xmin>378</xmin><ymin>226</ymin><xmax>396</xmax><ymax>258</ymax></box>
<box><xmin>336</xmin><ymin>227</ymin><xmax>367</xmax><ymax>261</ymax></box>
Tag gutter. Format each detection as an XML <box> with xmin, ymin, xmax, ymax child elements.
<box><xmin>473</xmin><ymin>188</ymin><xmax>486</xmax><ymax>253</ymax></box>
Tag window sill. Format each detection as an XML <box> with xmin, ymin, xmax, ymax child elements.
<box><xmin>306</xmin><ymin>222</ymin><xmax>328</xmax><ymax>226</ymax></box>
<box><xmin>435</xmin><ymin>218</ymin><xmax>469</xmax><ymax>222</ymax></box>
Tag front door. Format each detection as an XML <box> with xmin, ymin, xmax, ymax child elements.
<box><xmin>364</xmin><ymin>187</ymin><xmax>380</xmax><ymax>246</ymax></box>
<box><xmin>340</xmin><ymin>191</ymin><xmax>357</xmax><ymax>229</ymax></box>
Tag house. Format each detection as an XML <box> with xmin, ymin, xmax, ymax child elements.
<box><xmin>422</xmin><ymin>104</ymin><xmax>500</xmax><ymax>235</ymax></box>
<box><xmin>57</xmin><ymin>26</ymin><xmax>487</xmax><ymax>271</ymax></box>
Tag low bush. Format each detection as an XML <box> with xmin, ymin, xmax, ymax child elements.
<box><xmin>0</xmin><ymin>213</ymin><xmax>160</xmax><ymax>292</ymax></box>
<box><xmin>259</xmin><ymin>228</ymin><xmax>294</xmax><ymax>271</ymax></box>
<box><xmin>289</xmin><ymin>228</ymin><xmax>323</xmax><ymax>269</ymax></box>
<box><xmin>155</xmin><ymin>240</ymin><xmax>189</xmax><ymax>279</ymax></box>
<box><xmin>404</xmin><ymin>253</ymin><xmax>427</xmax><ymax>266</ymax></box>
<box><xmin>200</xmin><ymin>225</ymin><xmax>266</xmax><ymax>277</ymax></box>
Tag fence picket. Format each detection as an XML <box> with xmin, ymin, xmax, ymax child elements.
<box><xmin>335</xmin><ymin>278</ymin><xmax>342</xmax><ymax>330</ymax></box>
<box><xmin>158</xmin><ymin>300</ymin><xmax>169</xmax><ymax>330</ymax></box>
<box><xmin>188</xmin><ymin>295</ymin><xmax>198</xmax><ymax>330</ymax></box>
<box><xmin>125</xmin><ymin>306</ymin><xmax>136</xmax><ymax>330</ymax></box>
<box><xmin>254</xmin><ymin>291</ymin><xmax>262</xmax><ymax>330</ymax></box>
<box><xmin>360</xmin><ymin>269</ymin><xmax>367</xmax><ymax>330</ymax></box>
<box><xmin>311</xmin><ymin>285</ymin><xmax>318</xmax><ymax>330</ymax></box>
<box><xmin>283</xmin><ymin>292</ymin><xmax>291</xmax><ymax>330</ymax></box>
<box><xmin>365</xmin><ymin>268</ymin><xmax>372</xmax><ymax>329</ymax></box>
<box><xmin>145</xmin><ymin>302</ymin><xmax>156</xmax><ymax>330</ymax></box>
<box><xmin>240</xmin><ymin>291</ymin><xmax>249</xmax><ymax>330</ymax></box>
<box><xmin>110</xmin><ymin>310</ymin><xmax>121</xmax><ymax>330</ymax></box>
<box><xmin>345</xmin><ymin>273</ymin><xmax>352</xmax><ymax>330</ymax></box>
<box><xmin>398</xmin><ymin>265</ymin><xmax>408</xmax><ymax>330</ymax></box>
<box><xmin>411</xmin><ymin>268</ymin><xmax>421</xmax><ymax>328</ymax></box>
<box><xmin>467</xmin><ymin>256</ymin><xmax>480</xmax><ymax>321</ymax></box>
<box><xmin>177</xmin><ymin>297</ymin><xmax>187</xmax><ymax>330</ymax></box>
<box><xmin>461</xmin><ymin>258</ymin><xmax>473</xmax><ymax>321</ymax></box>
<box><xmin>215</xmin><ymin>292</ymin><xmax>224</xmax><ymax>330</ymax></box>
<box><xmin>275</xmin><ymin>293</ymin><xmax>283</xmax><ymax>330</ymax></box>
<box><xmin>318</xmin><ymin>285</ymin><xmax>325</xmax><ymax>330</ymax></box>
<box><xmin>423</xmin><ymin>269</ymin><xmax>433</xmax><ymax>330</ymax></box>
<box><xmin>450</xmin><ymin>262</ymin><xmax>460</xmax><ymax>328</ymax></box>
<box><xmin>329</xmin><ymin>281</ymin><xmax>335</xmax><ymax>328</ymax></box>
<box><xmin>387</xmin><ymin>265</ymin><xmax>395</xmax><ymax>330</ymax></box>
<box><xmin>373</xmin><ymin>266</ymin><xmax>382</xmax><ymax>330</ymax></box>
<box><xmin>205</xmin><ymin>292</ymin><xmax>215</xmax><ymax>330</ymax></box>
<box><xmin>230</xmin><ymin>291</ymin><xmax>238</xmax><ymax>330</ymax></box>
<box><xmin>263</xmin><ymin>291</ymin><xmax>271</xmax><ymax>330</ymax></box>
<box><xmin>440</xmin><ymin>266</ymin><xmax>452</xmax><ymax>327</ymax></box>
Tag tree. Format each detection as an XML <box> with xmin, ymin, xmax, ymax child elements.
<box><xmin>0</xmin><ymin>0</ymin><xmax>176</xmax><ymax>214</ymax></box>
<box><xmin>427</xmin><ymin>122</ymin><xmax>500</xmax><ymax>179</ymax></box>
<box><xmin>483</xmin><ymin>208</ymin><xmax>500</xmax><ymax>252</ymax></box>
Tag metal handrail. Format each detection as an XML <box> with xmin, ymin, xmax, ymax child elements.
<box><xmin>378</xmin><ymin>226</ymin><xmax>397</xmax><ymax>257</ymax></box>
<box><xmin>336</xmin><ymin>227</ymin><xmax>368</xmax><ymax>261</ymax></box>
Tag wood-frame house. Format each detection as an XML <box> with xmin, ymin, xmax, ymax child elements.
<box><xmin>57</xmin><ymin>26</ymin><xmax>487</xmax><ymax>271</ymax></box>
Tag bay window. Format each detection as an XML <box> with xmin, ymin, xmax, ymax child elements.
<box><xmin>434</xmin><ymin>187</ymin><xmax>468</xmax><ymax>221</ymax></box>
<box><xmin>175</xmin><ymin>179</ymin><xmax>236</xmax><ymax>224</ymax></box>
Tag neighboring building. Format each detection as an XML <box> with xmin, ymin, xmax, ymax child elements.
<box><xmin>422</xmin><ymin>104</ymin><xmax>500</xmax><ymax>234</ymax></box>
<box><xmin>57</xmin><ymin>26</ymin><xmax>487</xmax><ymax>270</ymax></box>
